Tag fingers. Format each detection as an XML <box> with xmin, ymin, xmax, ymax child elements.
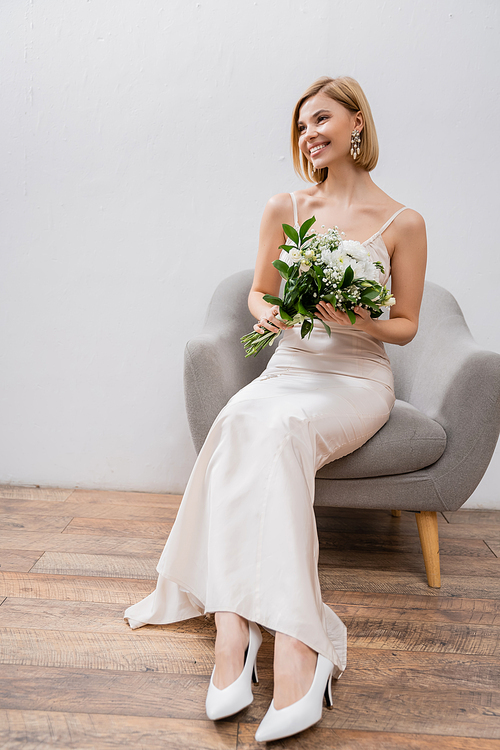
<box><xmin>315</xmin><ymin>302</ymin><xmax>369</xmax><ymax>326</ymax></box>
<box><xmin>315</xmin><ymin>301</ymin><xmax>348</xmax><ymax>325</ymax></box>
<box><xmin>254</xmin><ymin>306</ymin><xmax>288</xmax><ymax>334</ymax></box>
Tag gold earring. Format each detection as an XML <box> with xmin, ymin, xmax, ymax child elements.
<box><xmin>350</xmin><ymin>130</ymin><xmax>361</xmax><ymax>160</ymax></box>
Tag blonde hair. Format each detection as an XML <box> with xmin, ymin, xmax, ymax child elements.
<box><xmin>291</xmin><ymin>76</ymin><xmax>379</xmax><ymax>183</ymax></box>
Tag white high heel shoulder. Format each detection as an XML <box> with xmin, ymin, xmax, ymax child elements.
<box><xmin>206</xmin><ymin>620</ymin><xmax>263</xmax><ymax>721</ymax></box>
<box><xmin>255</xmin><ymin>651</ymin><xmax>335</xmax><ymax>742</ymax></box>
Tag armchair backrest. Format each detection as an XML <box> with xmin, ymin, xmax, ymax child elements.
<box><xmin>385</xmin><ymin>281</ymin><xmax>475</xmax><ymax>415</ymax></box>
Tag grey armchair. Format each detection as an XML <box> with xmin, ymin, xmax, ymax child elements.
<box><xmin>184</xmin><ymin>270</ymin><xmax>500</xmax><ymax>588</ymax></box>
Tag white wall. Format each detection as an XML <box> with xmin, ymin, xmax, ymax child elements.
<box><xmin>1</xmin><ymin>0</ymin><xmax>499</xmax><ymax>507</ymax></box>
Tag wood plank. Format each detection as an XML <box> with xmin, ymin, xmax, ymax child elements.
<box><xmin>319</xmin><ymin>550</ymin><xmax>500</xmax><ymax>577</ymax></box>
<box><xmin>319</xmin><ymin>568</ymin><xmax>500</xmax><ymax>599</ymax></box>
<box><xmin>0</xmin><ymin>598</ymin><xmax>273</xmax><ymax>645</ymax></box>
<box><xmin>315</xmin><ymin>512</ymin><xmax>500</xmax><ymax>540</ymax></box>
<box><xmin>62</xmin><ymin>518</ymin><xmax>174</xmax><ymax>538</ymax></box>
<box><xmin>1</xmin><ymin>654</ymin><xmax>499</xmax><ymax>720</ymax></box>
<box><xmin>428</xmin><ymin>523</ymin><xmax>500</xmax><ymax>541</ymax></box>
<box><xmin>296</xmin><ymin>683</ymin><xmax>500</xmax><ymax>739</ymax></box>
<box><xmin>0</xmin><ymin>498</ymin><xmax>180</xmax><ymax>522</ymax></box>
<box><xmin>442</xmin><ymin>510</ymin><xmax>500</xmax><ymax>525</ymax></box>
<box><xmin>0</xmin><ymin>598</ymin><xmax>215</xmax><ymax>638</ymax></box>
<box><xmin>0</xmin><ymin>550</ymin><xmax>44</xmax><ymax>573</ymax></box>
<box><xmin>343</xmin><ymin>647</ymin><xmax>500</xmax><ymax>692</ymax></box>
<box><xmin>0</xmin><ymin>627</ymin><xmax>222</xmax><ymax>673</ymax></box>
<box><xmin>30</xmin><ymin>551</ymin><xmax>159</xmax><ymax>580</ymax></box>
<box><xmin>0</xmin><ymin>709</ymin><xmax>237</xmax><ymax>750</ymax></box>
<box><xmin>237</xmin><ymin>724</ymin><xmax>500</xmax><ymax>749</ymax></box>
<box><xmin>29</xmin><ymin>548</ymin><xmax>500</xmax><ymax>583</ymax></box>
<box><xmin>330</xmin><ymin>600</ymin><xmax>500</xmax><ymax>626</ymax></box>
<box><xmin>0</xmin><ymin>665</ymin><xmax>239</xmax><ymax>718</ymax></box>
<box><xmin>323</xmin><ymin>589</ymin><xmax>500</xmax><ymax>614</ymax></box>
<box><xmin>485</xmin><ymin>540</ymin><xmax>500</xmax><ymax>558</ymax></box>
<box><xmin>68</xmin><ymin>488</ymin><xmax>182</xmax><ymax>506</ymax></box>
<box><xmin>63</xmin><ymin>514</ymin><xmax>500</xmax><ymax>541</ymax></box>
<box><xmin>318</xmin><ymin>531</ymin><xmax>496</xmax><ymax>557</ymax></box>
<box><xmin>0</xmin><ymin>572</ymin><xmax>155</xmax><ymax>605</ymax></box>
<box><xmin>0</xmin><ymin>516</ymin><xmax>73</xmax><ymax>533</ymax></box>
<box><xmin>0</xmin><ymin>532</ymin><xmax>166</xmax><ymax>556</ymax></box>
<box><xmin>344</xmin><ymin>617</ymin><xmax>500</xmax><ymax>656</ymax></box>
<box><xmin>0</xmin><ymin>486</ymin><xmax>73</xmax><ymax>502</ymax></box>
<box><xmin>1</xmin><ymin>610</ymin><xmax>498</xmax><ymax>672</ymax></box>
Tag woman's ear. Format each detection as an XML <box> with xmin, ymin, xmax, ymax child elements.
<box><xmin>354</xmin><ymin>110</ymin><xmax>364</xmax><ymax>132</ymax></box>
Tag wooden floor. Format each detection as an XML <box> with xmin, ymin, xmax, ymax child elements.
<box><xmin>1</xmin><ymin>486</ymin><xmax>500</xmax><ymax>749</ymax></box>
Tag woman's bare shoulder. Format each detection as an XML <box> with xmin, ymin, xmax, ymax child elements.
<box><xmin>262</xmin><ymin>192</ymin><xmax>295</xmax><ymax>225</ymax></box>
<box><xmin>396</xmin><ymin>207</ymin><xmax>426</xmax><ymax>233</ymax></box>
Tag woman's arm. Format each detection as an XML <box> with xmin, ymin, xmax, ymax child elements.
<box><xmin>315</xmin><ymin>209</ymin><xmax>427</xmax><ymax>346</ymax></box>
<box><xmin>248</xmin><ymin>193</ymin><xmax>292</xmax><ymax>334</ymax></box>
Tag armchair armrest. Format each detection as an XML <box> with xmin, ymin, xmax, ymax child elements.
<box><xmin>387</xmin><ymin>282</ymin><xmax>500</xmax><ymax>509</ymax></box>
<box><xmin>184</xmin><ymin>270</ymin><xmax>271</xmax><ymax>452</ymax></box>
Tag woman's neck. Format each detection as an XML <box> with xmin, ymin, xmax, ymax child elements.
<box><xmin>314</xmin><ymin>163</ymin><xmax>376</xmax><ymax>206</ymax></box>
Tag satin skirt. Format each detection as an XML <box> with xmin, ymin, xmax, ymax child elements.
<box><xmin>124</xmin><ymin>322</ymin><xmax>395</xmax><ymax>674</ymax></box>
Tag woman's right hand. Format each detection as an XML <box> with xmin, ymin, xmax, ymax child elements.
<box><xmin>253</xmin><ymin>305</ymin><xmax>289</xmax><ymax>334</ymax></box>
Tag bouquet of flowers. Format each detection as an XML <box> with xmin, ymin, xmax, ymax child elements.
<box><xmin>241</xmin><ymin>216</ymin><xmax>395</xmax><ymax>357</ymax></box>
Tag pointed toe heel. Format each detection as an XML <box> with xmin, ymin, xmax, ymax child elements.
<box><xmin>255</xmin><ymin>652</ymin><xmax>336</xmax><ymax>743</ymax></box>
<box><xmin>206</xmin><ymin>620</ymin><xmax>262</xmax><ymax>721</ymax></box>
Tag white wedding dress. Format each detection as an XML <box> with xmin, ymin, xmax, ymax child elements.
<box><xmin>124</xmin><ymin>194</ymin><xmax>407</xmax><ymax>677</ymax></box>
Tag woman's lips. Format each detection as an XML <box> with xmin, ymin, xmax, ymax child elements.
<box><xmin>310</xmin><ymin>142</ymin><xmax>330</xmax><ymax>158</ymax></box>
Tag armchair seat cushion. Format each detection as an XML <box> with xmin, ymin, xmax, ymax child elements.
<box><xmin>316</xmin><ymin>400</ymin><xmax>447</xmax><ymax>479</ymax></box>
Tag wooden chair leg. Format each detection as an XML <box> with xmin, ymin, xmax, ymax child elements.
<box><xmin>391</xmin><ymin>509</ymin><xmax>401</xmax><ymax>517</ymax></box>
<box><xmin>414</xmin><ymin>511</ymin><xmax>441</xmax><ymax>588</ymax></box>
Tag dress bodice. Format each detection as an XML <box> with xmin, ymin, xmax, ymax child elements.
<box><xmin>281</xmin><ymin>192</ymin><xmax>410</xmax><ymax>287</ymax></box>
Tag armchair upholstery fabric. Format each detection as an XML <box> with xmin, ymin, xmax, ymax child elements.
<box><xmin>184</xmin><ymin>270</ymin><xmax>500</xmax><ymax>514</ymax></box>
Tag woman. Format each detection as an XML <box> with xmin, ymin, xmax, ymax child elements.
<box><xmin>124</xmin><ymin>75</ymin><xmax>427</xmax><ymax>742</ymax></box>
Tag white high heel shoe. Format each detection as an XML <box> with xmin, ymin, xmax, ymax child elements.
<box><xmin>206</xmin><ymin>620</ymin><xmax>263</xmax><ymax>721</ymax></box>
<box><xmin>254</xmin><ymin>651</ymin><xmax>335</xmax><ymax>742</ymax></box>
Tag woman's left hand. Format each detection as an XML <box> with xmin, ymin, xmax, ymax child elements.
<box><xmin>315</xmin><ymin>302</ymin><xmax>373</xmax><ymax>331</ymax></box>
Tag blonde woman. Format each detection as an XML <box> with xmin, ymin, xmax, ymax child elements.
<box><xmin>124</xmin><ymin>76</ymin><xmax>427</xmax><ymax>742</ymax></box>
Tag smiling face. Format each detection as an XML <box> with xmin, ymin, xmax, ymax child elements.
<box><xmin>297</xmin><ymin>92</ymin><xmax>363</xmax><ymax>171</ymax></box>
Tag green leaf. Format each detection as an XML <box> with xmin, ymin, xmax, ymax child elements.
<box><xmin>272</xmin><ymin>259</ymin><xmax>291</xmax><ymax>279</ymax></box>
<box><xmin>346</xmin><ymin>309</ymin><xmax>357</xmax><ymax>325</ymax></box>
<box><xmin>322</xmin><ymin>293</ymin><xmax>337</xmax><ymax>304</ymax></box>
<box><xmin>300</xmin><ymin>319</ymin><xmax>313</xmax><ymax>338</ymax></box>
<box><xmin>299</xmin><ymin>216</ymin><xmax>316</xmax><ymax>241</ymax></box>
<box><xmin>321</xmin><ymin>320</ymin><xmax>331</xmax><ymax>336</ymax></box>
<box><xmin>279</xmin><ymin>244</ymin><xmax>296</xmax><ymax>252</ymax></box>
<box><xmin>361</xmin><ymin>288</ymin><xmax>380</xmax><ymax>300</ymax></box>
<box><xmin>341</xmin><ymin>266</ymin><xmax>354</xmax><ymax>288</ymax></box>
<box><xmin>282</xmin><ymin>223</ymin><xmax>299</xmax><ymax>245</ymax></box>
<box><xmin>262</xmin><ymin>294</ymin><xmax>283</xmax><ymax>306</ymax></box>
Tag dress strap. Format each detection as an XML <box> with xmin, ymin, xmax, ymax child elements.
<box><xmin>376</xmin><ymin>206</ymin><xmax>409</xmax><ymax>236</ymax></box>
<box><xmin>289</xmin><ymin>192</ymin><xmax>299</xmax><ymax>228</ymax></box>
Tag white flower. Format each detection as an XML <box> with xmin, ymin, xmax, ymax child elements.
<box><xmin>299</xmin><ymin>262</ymin><xmax>310</xmax><ymax>274</ymax></box>
<box><xmin>290</xmin><ymin>248</ymin><xmax>301</xmax><ymax>262</ymax></box>
<box><xmin>352</xmin><ymin>261</ymin><xmax>367</xmax><ymax>280</ymax></box>
<box><xmin>320</xmin><ymin>247</ymin><xmax>333</xmax><ymax>265</ymax></box>
<box><xmin>386</xmin><ymin>296</ymin><xmax>396</xmax><ymax>306</ymax></box>
<box><xmin>342</xmin><ymin>240</ymin><xmax>368</xmax><ymax>262</ymax></box>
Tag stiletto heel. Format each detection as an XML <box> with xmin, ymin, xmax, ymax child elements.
<box><xmin>252</xmin><ymin>658</ymin><xmax>259</xmax><ymax>684</ymax></box>
<box><xmin>206</xmin><ymin>620</ymin><xmax>262</xmax><ymax>721</ymax></box>
<box><xmin>255</xmin><ymin>652</ymin><xmax>336</xmax><ymax>743</ymax></box>
<box><xmin>324</xmin><ymin>673</ymin><xmax>333</xmax><ymax>708</ymax></box>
